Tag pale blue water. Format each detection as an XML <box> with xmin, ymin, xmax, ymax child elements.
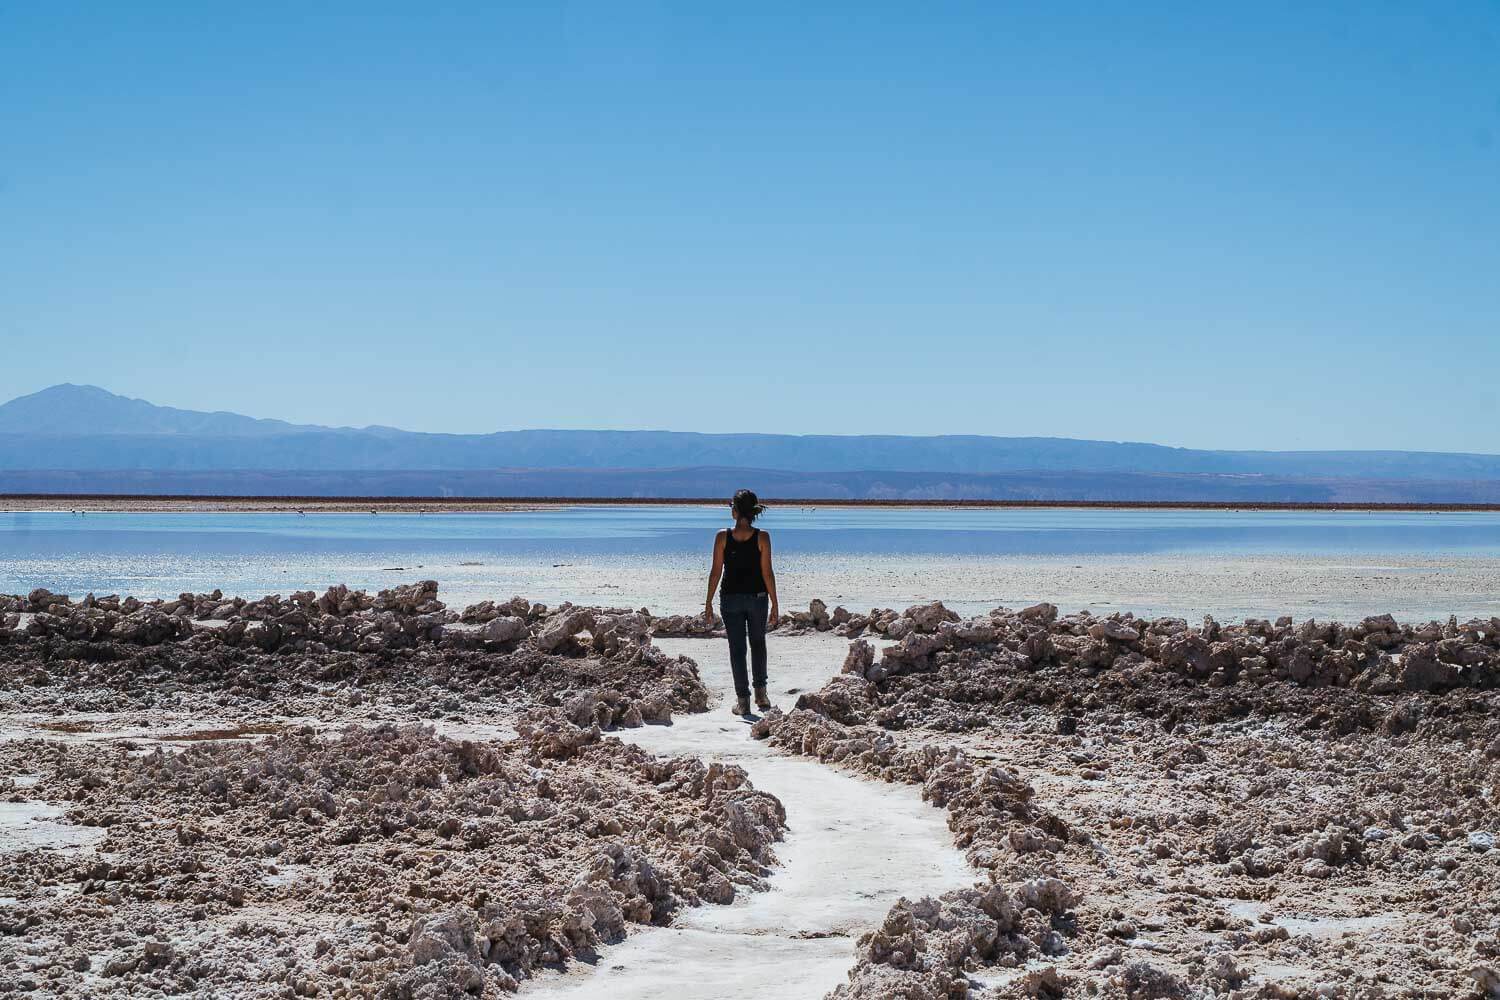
<box><xmin>3</xmin><ymin>506</ymin><xmax>1499</xmax><ymax>618</ymax></box>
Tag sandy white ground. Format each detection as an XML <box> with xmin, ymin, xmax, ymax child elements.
<box><xmin>522</xmin><ymin>634</ymin><xmax>972</xmax><ymax>1000</ymax></box>
<box><xmin>0</xmin><ymin>799</ymin><xmax>106</xmax><ymax>855</ymax></box>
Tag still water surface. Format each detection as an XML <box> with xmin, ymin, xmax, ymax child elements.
<box><xmin>3</xmin><ymin>506</ymin><xmax>1499</xmax><ymax>619</ymax></box>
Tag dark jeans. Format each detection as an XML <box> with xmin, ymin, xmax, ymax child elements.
<box><xmin>720</xmin><ymin>591</ymin><xmax>769</xmax><ymax>698</ymax></box>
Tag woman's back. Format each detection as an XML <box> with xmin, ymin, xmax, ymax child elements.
<box><xmin>706</xmin><ymin>489</ymin><xmax>779</xmax><ymax>715</ymax></box>
<box><xmin>720</xmin><ymin>527</ymin><xmax>767</xmax><ymax>594</ymax></box>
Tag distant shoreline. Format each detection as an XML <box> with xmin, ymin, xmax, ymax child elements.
<box><xmin>4</xmin><ymin>493</ymin><xmax>1500</xmax><ymax>513</ymax></box>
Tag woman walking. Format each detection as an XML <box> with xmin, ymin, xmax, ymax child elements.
<box><xmin>704</xmin><ymin>489</ymin><xmax>780</xmax><ymax>715</ymax></box>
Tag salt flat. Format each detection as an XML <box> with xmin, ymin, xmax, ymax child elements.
<box><xmin>523</xmin><ymin>635</ymin><xmax>972</xmax><ymax>1000</ymax></box>
<box><xmin>7</xmin><ymin>507</ymin><xmax>1500</xmax><ymax>623</ymax></box>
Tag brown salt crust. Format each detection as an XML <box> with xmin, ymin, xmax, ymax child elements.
<box><xmin>0</xmin><ymin>583</ymin><xmax>709</xmax><ymax>726</ymax></box>
<box><xmin>763</xmin><ymin>598</ymin><xmax>1500</xmax><ymax>694</ymax></box>
<box><xmin>2</xmin><ymin>721</ymin><xmax>785</xmax><ymax>996</ymax></box>
<box><xmin>6</xmin><ymin>587</ymin><xmax>1500</xmax><ymax>995</ymax></box>
<box><xmin>0</xmin><ymin>583</ymin><xmax>791</xmax><ymax>997</ymax></box>
<box><xmin>749</xmin><ymin>601</ymin><xmax>1500</xmax><ymax>998</ymax></box>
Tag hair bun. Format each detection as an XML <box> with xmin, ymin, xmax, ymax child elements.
<box><xmin>732</xmin><ymin>489</ymin><xmax>765</xmax><ymax>521</ymax></box>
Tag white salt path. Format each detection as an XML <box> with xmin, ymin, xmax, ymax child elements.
<box><xmin>523</xmin><ymin>634</ymin><xmax>973</xmax><ymax>1000</ymax></box>
<box><xmin>0</xmin><ymin>800</ymin><xmax>107</xmax><ymax>854</ymax></box>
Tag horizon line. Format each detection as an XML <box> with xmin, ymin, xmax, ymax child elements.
<box><xmin>5</xmin><ymin>493</ymin><xmax>1500</xmax><ymax>513</ymax></box>
<box><xmin>6</xmin><ymin>383</ymin><xmax>1500</xmax><ymax>459</ymax></box>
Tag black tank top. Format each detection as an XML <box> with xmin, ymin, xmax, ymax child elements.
<box><xmin>721</xmin><ymin>528</ymin><xmax>768</xmax><ymax>595</ymax></box>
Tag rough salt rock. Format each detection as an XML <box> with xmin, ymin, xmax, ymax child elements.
<box><xmin>842</xmin><ymin>639</ymin><xmax>876</xmax><ymax>677</ymax></box>
<box><xmin>904</xmin><ymin>601</ymin><xmax>959</xmax><ymax>632</ymax></box>
<box><xmin>1020</xmin><ymin>967</ymin><xmax>1071</xmax><ymax>997</ymax></box>
<box><xmin>1089</xmin><ymin>620</ymin><xmax>1141</xmax><ymax>642</ymax></box>
<box><xmin>590</xmin><ymin>612</ymin><xmax>651</xmax><ymax>656</ymax></box>
<box><xmin>563</xmin><ymin>689</ymin><xmax>646</xmax><ymax>730</ymax></box>
<box><xmin>659</xmin><ymin>613</ymin><xmax>718</xmax><ymax>637</ymax></box>
<box><xmin>1398</xmin><ymin>644</ymin><xmax>1460</xmax><ymax>692</ymax></box>
<box><xmin>949</xmin><ymin>618</ymin><xmax>998</xmax><ymax>643</ymax></box>
<box><xmin>537</xmin><ymin>608</ymin><xmax>597</xmax><ymax>652</ymax></box>
<box><xmin>482</xmin><ymin>616</ymin><xmax>528</xmax><ymax>643</ymax></box>
<box><xmin>1019</xmin><ymin>602</ymin><xmax>1059</xmax><ymax>623</ymax></box>
<box><xmin>374</xmin><ymin>579</ymin><xmax>445</xmax><ymax>615</ymax></box>
<box><xmin>886</xmin><ymin>631</ymin><xmax>948</xmax><ymax>666</ymax></box>
<box><xmin>885</xmin><ymin>617</ymin><xmax>915</xmax><ymax>640</ymax></box>
<box><xmin>1015</xmin><ymin>877</ymin><xmax>1075</xmax><ymax>915</ymax></box>
<box><xmin>1112</xmin><ymin>960</ymin><xmax>1189</xmax><ymax>998</ymax></box>
<box><xmin>1158</xmin><ymin>632</ymin><xmax>1211</xmax><ymax>677</ymax></box>
<box><xmin>1300</xmin><ymin>858</ymin><xmax>1333</xmax><ymax>878</ymax></box>
<box><xmin>27</xmin><ymin>588</ymin><xmax>68</xmax><ymax>611</ymax></box>
<box><xmin>828</xmin><ymin>883</ymin><xmax>1064</xmax><ymax>999</ymax></box>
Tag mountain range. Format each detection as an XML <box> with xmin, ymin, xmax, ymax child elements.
<box><xmin>2</xmin><ymin>384</ymin><xmax>1498</xmax><ymax>501</ymax></box>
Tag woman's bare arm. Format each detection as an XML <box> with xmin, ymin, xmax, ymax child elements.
<box><xmin>704</xmin><ymin>530</ymin><xmax>726</xmax><ymax>620</ymax></box>
<box><xmin>759</xmin><ymin>530</ymin><xmax>779</xmax><ymax>629</ymax></box>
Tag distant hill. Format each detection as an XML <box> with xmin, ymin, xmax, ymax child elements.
<box><xmin>0</xmin><ymin>383</ymin><xmax>339</xmax><ymax>437</ymax></box>
<box><xmin>2</xmin><ymin>384</ymin><xmax>1499</xmax><ymax>500</ymax></box>
<box><xmin>4</xmin><ymin>467</ymin><xmax>1500</xmax><ymax>504</ymax></box>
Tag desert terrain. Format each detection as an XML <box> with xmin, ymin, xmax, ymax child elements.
<box><xmin>2</xmin><ymin>583</ymin><xmax>1497</xmax><ymax>998</ymax></box>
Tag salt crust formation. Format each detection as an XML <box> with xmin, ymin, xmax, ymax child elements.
<box><xmin>750</xmin><ymin>601</ymin><xmax>1500</xmax><ymax>998</ymax></box>
<box><xmin>5</xmin><ymin>587</ymin><xmax>1500</xmax><ymax>997</ymax></box>
<box><xmin>0</xmin><ymin>583</ymin><xmax>784</xmax><ymax>997</ymax></box>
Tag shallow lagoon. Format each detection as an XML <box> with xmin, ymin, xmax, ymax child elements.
<box><xmin>4</xmin><ymin>506</ymin><xmax>1499</xmax><ymax>621</ymax></box>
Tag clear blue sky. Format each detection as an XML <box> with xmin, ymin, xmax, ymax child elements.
<box><xmin>3</xmin><ymin>3</ymin><xmax>1498</xmax><ymax>451</ymax></box>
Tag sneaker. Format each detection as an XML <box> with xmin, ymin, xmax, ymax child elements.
<box><xmin>733</xmin><ymin>696</ymin><xmax>750</xmax><ymax>715</ymax></box>
<box><xmin>754</xmin><ymin>687</ymin><xmax>772</xmax><ymax>711</ymax></box>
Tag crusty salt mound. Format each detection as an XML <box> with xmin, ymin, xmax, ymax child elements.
<box><xmin>0</xmin><ymin>583</ymin><xmax>786</xmax><ymax>997</ymax></box>
<box><xmin>755</xmin><ymin>601</ymin><xmax>1500</xmax><ymax>998</ymax></box>
<box><xmin>763</xmin><ymin>597</ymin><xmax>1500</xmax><ymax>695</ymax></box>
<box><xmin>0</xmin><ymin>582</ymin><xmax>707</xmax><ymax>725</ymax></box>
<box><xmin>4</xmin><ymin>722</ymin><xmax>783</xmax><ymax>996</ymax></box>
